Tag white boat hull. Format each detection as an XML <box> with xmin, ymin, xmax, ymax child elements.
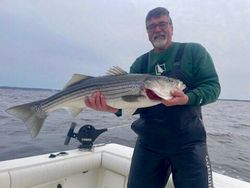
<box><xmin>0</xmin><ymin>144</ymin><xmax>249</xmax><ymax>188</ymax></box>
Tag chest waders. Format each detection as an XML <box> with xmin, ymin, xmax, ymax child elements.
<box><xmin>128</xmin><ymin>43</ymin><xmax>214</xmax><ymax>188</ymax></box>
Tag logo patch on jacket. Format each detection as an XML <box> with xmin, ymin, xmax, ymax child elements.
<box><xmin>155</xmin><ymin>64</ymin><xmax>166</xmax><ymax>75</ymax></box>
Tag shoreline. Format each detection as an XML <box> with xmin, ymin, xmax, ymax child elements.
<box><xmin>1</xmin><ymin>86</ymin><xmax>249</xmax><ymax>102</ymax></box>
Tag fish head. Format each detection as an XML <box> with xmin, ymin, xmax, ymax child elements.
<box><xmin>144</xmin><ymin>76</ymin><xmax>186</xmax><ymax>100</ymax></box>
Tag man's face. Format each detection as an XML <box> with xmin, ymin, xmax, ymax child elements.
<box><xmin>146</xmin><ymin>15</ymin><xmax>173</xmax><ymax>52</ymax></box>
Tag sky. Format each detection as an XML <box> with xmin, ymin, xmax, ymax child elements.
<box><xmin>0</xmin><ymin>0</ymin><xmax>250</xmax><ymax>100</ymax></box>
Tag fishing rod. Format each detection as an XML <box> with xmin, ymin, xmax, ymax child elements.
<box><xmin>64</xmin><ymin>122</ymin><xmax>129</xmax><ymax>150</ymax></box>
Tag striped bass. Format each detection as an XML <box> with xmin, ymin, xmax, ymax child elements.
<box><xmin>6</xmin><ymin>67</ymin><xmax>185</xmax><ymax>138</ymax></box>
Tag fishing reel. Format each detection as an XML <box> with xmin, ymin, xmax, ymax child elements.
<box><xmin>64</xmin><ymin>122</ymin><xmax>107</xmax><ymax>150</ymax></box>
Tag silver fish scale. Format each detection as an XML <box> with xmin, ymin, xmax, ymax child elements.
<box><xmin>40</xmin><ymin>74</ymin><xmax>148</xmax><ymax>111</ymax></box>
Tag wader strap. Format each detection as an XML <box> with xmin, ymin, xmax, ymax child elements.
<box><xmin>173</xmin><ymin>43</ymin><xmax>186</xmax><ymax>67</ymax></box>
<box><xmin>140</xmin><ymin>53</ymin><xmax>149</xmax><ymax>74</ymax></box>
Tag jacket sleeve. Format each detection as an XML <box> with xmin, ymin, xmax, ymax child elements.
<box><xmin>129</xmin><ymin>57</ymin><xmax>142</xmax><ymax>74</ymax></box>
<box><xmin>186</xmin><ymin>44</ymin><xmax>221</xmax><ymax>106</ymax></box>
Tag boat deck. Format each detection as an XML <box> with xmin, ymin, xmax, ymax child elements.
<box><xmin>0</xmin><ymin>144</ymin><xmax>249</xmax><ymax>188</ymax></box>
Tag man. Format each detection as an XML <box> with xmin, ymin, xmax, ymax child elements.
<box><xmin>85</xmin><ymin>7</ymin><xmax>220</xmax><ymax>188</ymax></box>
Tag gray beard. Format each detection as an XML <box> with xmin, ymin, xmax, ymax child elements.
<box><xmin>152</xmin><ymin>37</ymin><xmax>168</xmax><ymax>49</ymax></box>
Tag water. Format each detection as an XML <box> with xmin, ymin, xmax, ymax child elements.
<box><xmin>0</xmin><ymin>87</ymin><xmax>250</xmax><ymax>183</ymax></box>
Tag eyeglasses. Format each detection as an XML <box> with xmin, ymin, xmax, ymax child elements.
<box><xmin>146</xmin><ymin>22</ymin><xmax>170</xmax><ymax>32</ymax></box>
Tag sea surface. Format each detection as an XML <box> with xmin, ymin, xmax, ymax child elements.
<box><xmin>0</xmin><ymin>87</ymin><xmax>250</xmax><ymax>183</ymax></box>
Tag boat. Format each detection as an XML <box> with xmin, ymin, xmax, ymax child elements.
<box><xmin>0</xmin><ymin>143</ymin><xmax>250</xmax><ymax>188</ymax></box>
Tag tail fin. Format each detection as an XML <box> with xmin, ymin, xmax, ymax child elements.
<box><xmin>6</xmin><ymin>101</ymin><xmax>47</xmax><ymax>138</ymax></box>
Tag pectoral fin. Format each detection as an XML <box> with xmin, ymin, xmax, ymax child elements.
<box><xmin>64</xmin><ymin>107</ymin><xmax>83</xmax><ymax>117</ymax></box>
<box><xmin>121</xmin><ymin>95</ymin><xmax>146</xmax><ymax>102</ymax></box>
<box><xmin>122</xmin><ymin>108</ymin><xmax>137</xmax><ymax>116</ymax></box>
<box><xmin>62</xmin><ymin>100</ymin><xmax>85</xmax><ymax>117</ymax></box>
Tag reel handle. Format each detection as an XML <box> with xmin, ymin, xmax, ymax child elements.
<box><xmin>64</xmin><ymin>122</ymin><xmax>77</xmax><ymax>145</ymax></box>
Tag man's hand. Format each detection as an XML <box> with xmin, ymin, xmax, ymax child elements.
<box><xmin>161</xmin><ymin>90</ymin><xmax>189</xmax><ymax>106</ymax></box>
<box><xmin>84</xmin><ymin>91</ymin><xmax>119</xmax><ymax>113</ymax></box>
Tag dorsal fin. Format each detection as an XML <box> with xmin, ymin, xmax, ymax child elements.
<box><xmin>63</xmin><ymin>74</ymin><xmax>93</xmax><ymax>89</ymax></box>
<box><xmin>106</xmin><ymin>66</ymin><xmax>128</xmax><ymax>76</ymax></box>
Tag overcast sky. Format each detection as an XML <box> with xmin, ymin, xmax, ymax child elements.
<box><xmin>1</xmin><ymin>0</ymin><xmax>250</xmax><ymax>100</ymax></box>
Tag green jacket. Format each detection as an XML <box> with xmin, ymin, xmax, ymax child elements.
<box><xmin>130</xmin><ymin>42</ymin><xmax>221</xmax><ymax>106</ymax></box>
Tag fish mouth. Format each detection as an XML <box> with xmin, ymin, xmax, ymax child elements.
<box><xmin>145</xmin><ymin>88</ymin><xmax>162</xmax><ymax>101</ymax></box>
